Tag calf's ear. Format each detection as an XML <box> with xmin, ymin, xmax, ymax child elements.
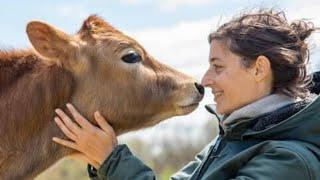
<box><xmin>26</xmin><ymin>21</ymin><xmax>79</xmax><ymax>66</ymax></box>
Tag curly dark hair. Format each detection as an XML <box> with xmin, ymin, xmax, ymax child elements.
<box><xmin>209</xmin><ymin>9</ymin><xmax>318</xmax><ymax>98</ymax></box>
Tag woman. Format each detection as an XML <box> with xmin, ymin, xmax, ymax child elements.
<box><xmin>53</xmin><ymin>9</ymin><xmax>320</xmax><ymax>179</ymax></box>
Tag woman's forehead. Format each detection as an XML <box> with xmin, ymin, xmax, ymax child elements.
<box><xmin>209</xmin><ymin>40</ymin><xmax>244</xmax><ymax>65</ymax></box>
<box><xmin>209</xmin><ymin>40</ymin><xmax>230</xmax><ymax>59</ymax></box>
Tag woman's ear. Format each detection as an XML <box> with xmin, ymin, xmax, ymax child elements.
<box><xmin>250</xmin><ymin>55</ymin><xmax>272</xmax><ymax>82</ymax></box>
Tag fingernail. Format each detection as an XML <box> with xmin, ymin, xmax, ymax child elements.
<box><xmin>52</xmin><ymin>137</ymin><xmax>57</xmax><ymax>141</ymax></box>
<box><xmin>55</xmin><ymin>109</ymin><xmax>59</xmax><ymax>113</ymax></box>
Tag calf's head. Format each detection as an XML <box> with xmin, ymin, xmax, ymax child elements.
<box><xmin>26</xmin><ymin>15</ymin><xmax>204</xmax><ymax>134</ymax></box>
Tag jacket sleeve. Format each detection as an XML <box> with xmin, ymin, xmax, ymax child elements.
<box><xmin>87</xmin><ymin>136</ymin><xmax>218</xmax><ymax>180</ymax></box>
<box><xmin>88</xmin><ymin>144</ymin><xmax>156</xmax><ymax>180</ymax></box>
<box><xmin>232</xmin><ymin>147</ymin><xmax>315</xmax><ymax>180</ymax></box>
<box><xmin>170</xmin><ymin>136</ymin><xmax>218</xmax><ymax>180</ymax></box>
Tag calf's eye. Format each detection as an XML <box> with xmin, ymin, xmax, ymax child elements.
<box><xmin>121</xmin><ymin>51</ymin><xmax>142</xmax><ymax>63</ymax></box>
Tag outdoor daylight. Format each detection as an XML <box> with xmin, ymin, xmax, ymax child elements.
<box><xmin>1</xmin><ymin>0</ymin><xmax>320</xmax><ymax>179</ymax></box>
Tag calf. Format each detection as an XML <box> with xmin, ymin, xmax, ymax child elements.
<box><xmin>0</xmin><ymin>15</ymin><xmax>204</xmax><ymax>179</ymax></box>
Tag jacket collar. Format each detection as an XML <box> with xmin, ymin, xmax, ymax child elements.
<box><xmin>205</xmin><ymin>98</ymin><xmax>311</xmax><ymax>140</ymax></box>
<box><xmin>222</xmin><ymin>94</ymin><xmax>295</xmax><ymax>127</ymax></box>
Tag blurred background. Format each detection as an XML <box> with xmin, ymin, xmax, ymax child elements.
<box><xmin>1</xmin><ymin>0</ymin><xmax>319</xmax><ymax>179</ymax></box>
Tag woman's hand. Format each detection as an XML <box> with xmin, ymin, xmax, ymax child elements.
<box><xmin>52</xmin><ymin>103</ymin><xmax>117</xmax><ymax>168</ymax></box>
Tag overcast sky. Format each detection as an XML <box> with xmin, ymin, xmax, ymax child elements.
<box><xmin>2</xmin><ymin>0</ymin><xmax>320</xmax><ymax>139</ymax></box>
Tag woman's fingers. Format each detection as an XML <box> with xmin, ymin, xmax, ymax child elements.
<box><xmin>94</xmin><ymin>111</ymin><xmax>114</xmax><ymax>133</ymax></box>
<box><xmin>54</xmin><ymin>117</ymin><xmax>77</xmax><ymax>141</ymax></box>
<box><xmin>55</xmin><ymin>108</ymin><xmax>81</xmax><ymax>134</ymax></box>
<box><xmin>66</xmin><ymin>103</ymin><xmax>92</xmax><ymax>129</ymax></box>
<box><xmin>53</xmin><ymin>105</ymin><xmax>117</xmax><ymax>166</ymax></box>
<box><xmin>52</xmin><ymin>137</ymin><xmax>78</xmax><ymax>150</ymax></box>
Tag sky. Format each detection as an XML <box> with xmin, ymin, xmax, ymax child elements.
<box><xmin>2</xmin><ymin>0</ymin><xmax>320</xmax><ymax>140</ymax></box>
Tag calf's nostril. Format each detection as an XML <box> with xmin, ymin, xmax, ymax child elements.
<box><xmin>194</xmin><ymin>82</ymin><xmax>205</xmax><ymax>95</ymax></box>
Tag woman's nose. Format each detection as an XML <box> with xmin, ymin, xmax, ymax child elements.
<box><xmin>201</xmin><ymin>71</ymin><xmax>212</xmax><ymax>87</ymax></box>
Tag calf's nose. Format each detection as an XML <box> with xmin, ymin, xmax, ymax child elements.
<box><xmin>194</xmin><ymin>82</ymin><xmax>205</xmax><ymax>95</ymax></box>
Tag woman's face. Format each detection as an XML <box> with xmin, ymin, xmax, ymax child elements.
<box><xmin>201</xmin><ymin>40</ymin><xmax>272</xmax><ymax>115</ymax></box>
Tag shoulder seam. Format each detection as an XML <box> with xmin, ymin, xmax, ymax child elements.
<box><xmin>274</xmin><ymin>146</ymin><xmax>313</xmax><ymax>180</ymax></box>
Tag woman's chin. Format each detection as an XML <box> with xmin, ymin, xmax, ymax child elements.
<box><xmin>215</xmin><ymin>106</ymin><xmax>223</xmax><ymax>115</ymax></box>
<box><xmin>216</xmin><ymin>106</ymin><xmax>231</xmax><ymax>115</ymax></box>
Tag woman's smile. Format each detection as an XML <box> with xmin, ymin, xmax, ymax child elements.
<box><xmin>213</xmin><ymin>91</ymin><xmax>223</xmax><ymax>102</ymax></box>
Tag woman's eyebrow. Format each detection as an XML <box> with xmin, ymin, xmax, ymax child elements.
<box><xmin>209</xmin><ymin>57</ymin><xmax>221</xmax><ymax>63</ymax></box>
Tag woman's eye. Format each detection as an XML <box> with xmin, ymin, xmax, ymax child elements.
<box><xmin>215</xmin><ymin>65</ymin><xmax>222</xmax><ymax>69</ymax></box>
<box><xmin>121</xmin><ymin>51</ymin><xmax>142</xmax><ymax>63</ymax></box>
<box><xmin>213</xmin><ymin>65</ymin><xmax>223</xmax><ymax>72</ymax></box>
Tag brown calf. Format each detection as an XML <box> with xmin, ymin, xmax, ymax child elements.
<box><xmin>0</xmin><ymin>15</ymin><xmax>204</xmax><ymax>179</ymax></box>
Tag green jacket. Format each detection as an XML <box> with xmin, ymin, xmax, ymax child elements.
<box><xmin>88</xmin><ymin>96</ymin><xmax>320</xmax><ymax>180</ymax></box>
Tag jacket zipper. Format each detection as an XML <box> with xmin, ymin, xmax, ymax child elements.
<box><xmin>190</xmin><ymin>136</ymin><xmax>224</xmax><ymax>180</ymax></box>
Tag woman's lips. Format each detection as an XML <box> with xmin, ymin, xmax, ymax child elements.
<box><xmin>213</xmin><ymin>91</ymin><xmax>223</xmax><ymax>101</ymax></box>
